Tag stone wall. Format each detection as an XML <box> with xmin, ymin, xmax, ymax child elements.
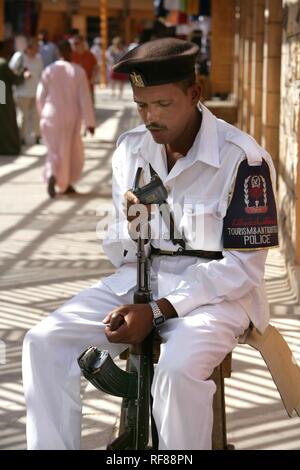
<box><xmin>279</xmin><ymin>0</ymin><xmax>300</xmax><ymax>264</ymax></box>
<box><xmin>210</xmin><ymin>0</ymin><xmax>235</xmax><ymax>96</ymax></box>
<box><xmin>235</xmin><ymin>0</ymin><xmax>282</xmax><ymax>172</ymax></box>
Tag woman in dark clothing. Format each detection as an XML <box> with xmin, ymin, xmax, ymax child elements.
<box><xmin>0</xmin><ymin>40</ymin><xmax>25</xmax><ymax>156</ymax></box>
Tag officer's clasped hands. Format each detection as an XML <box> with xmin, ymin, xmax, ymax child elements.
<box><xmin>103</xmin><ymin>304</ymin><xmax>153</xmax><ymax>344</ymax></box>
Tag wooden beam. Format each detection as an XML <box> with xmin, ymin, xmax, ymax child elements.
<box><xmin>0</xmin><ymin>0</ymin><xmax>4</xmax><ymax>41</ymax></box>
<box><xmin>99</xmin><ymin>0</ymin><xmax>108</xmax><ymax>87</ymax></box>
<box><xmin>296</xmin><ymin>109</ymin><xmax>300</xmax><ymax>265</ymax></box>
<box><xmin>210</xmin><ymin>0</ymin><xmax>235</xmax><ymax>96</ymax></box>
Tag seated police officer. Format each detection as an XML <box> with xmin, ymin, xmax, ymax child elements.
<box><xmin>22</xmin><ymin>38</ymin><xmax>278</xmax><ymax>450</ymax></box>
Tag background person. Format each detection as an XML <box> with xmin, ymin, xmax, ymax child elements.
<box><xmin>36</xmin><ymin>40</ymin><xmax>95</xmax><ymax>198</ymax></box>
<box><xmin>10</xmin><ymin>38</ymin><xmax>43</xmax><ymax>145</ymax></box>
<box><xmin>71</xmin><ymin>35</ymin><xmax>98</xmax><ymax>100</ymax></box>
<box><xmin>0</xmin><ymin>40</ymin><xmax>30</xmax><ymax>155</ymax></box>
<box><xmin>38</xmin><ymin>30</ymin><xmax>59</xmax><ymax>68</ymax></box>
<box><xmin>90</xmin><ymin>37</ymin><xmax>102</xmax><ymax>86</ymax></box>
<box><xmin>106</xmin><ymin>36</ymin><xmax>128</xmax><ymax>99</ymax></box>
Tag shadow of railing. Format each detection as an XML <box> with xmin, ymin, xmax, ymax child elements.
<box><xmin>1</xmin><ymin>90</ymin><xmax>299</xmax><ymax>450</ymax></box>
<box><xmin>226</xmin><ymin>249</ymin><xmax>300</xmax><ymax>449</ymax></box>
<box><xmin>0</xmin><ymin>97</ymin><xmax>141</xmax><ymax>449</ymax></box>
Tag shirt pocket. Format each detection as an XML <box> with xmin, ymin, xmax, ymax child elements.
<box><xmin>181</xmin><ymin>197</ymin><xmax>227</xmax><ymax>250</ymax></box>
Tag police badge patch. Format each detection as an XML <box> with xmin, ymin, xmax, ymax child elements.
<box><xmin>223</xmin><ymin>159</ymin><xmax>279</xmax><ymax>250</ymax></box>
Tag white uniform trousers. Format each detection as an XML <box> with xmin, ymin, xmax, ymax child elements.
<box><xmin>22</xmin><ymin>279</ymin><xmax>249</xmax><ymax>450</ymax></box>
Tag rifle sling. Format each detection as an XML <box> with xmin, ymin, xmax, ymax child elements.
<box><xmin>150</xmin><ymin>245</ymin><xmax>223</xmax><ymax>260</ymax></box>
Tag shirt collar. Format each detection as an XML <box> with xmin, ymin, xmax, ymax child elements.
<box><xmin>192</xmin><ymin>103</ymin><xmax>220</xmax><ymax>168</ymax></box>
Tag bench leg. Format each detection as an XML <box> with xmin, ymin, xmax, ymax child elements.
<box><xmin>211</xmin><ymin>365</ymin><xmax>227</xmax><ymax>449</ymax></box>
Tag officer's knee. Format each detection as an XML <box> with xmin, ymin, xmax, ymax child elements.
<box><xmin>156</xmin><ymin>354</ymin><xmax>210</xmax><ymax>382</ymax></box>
<box><xmin>23</xmin><ymin>326</ymin><xmax>41</xmax><ymax>352</ymax></box>
<box><xmin>23</xmin><ymin>319</ymin><xmax>55</xmax><ymax>353</ymax></box>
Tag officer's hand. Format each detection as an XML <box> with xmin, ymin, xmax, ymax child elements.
<box><xmin>124</xmin><ymin>190</ymin><xmax>151</xmax><ymax>241</ymax></box>
<box><xmin>103</xmin><ymin>304</ymin><xmax>153</xmax><ymax>344</ymax></box>
<box><xmin>124</xmin><ymin>190</ymin><xmax>151</xmax><ymax>222</ymax></box>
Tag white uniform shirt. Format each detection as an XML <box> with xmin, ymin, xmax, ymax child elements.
<box><xmin>102</xmin><ymin>105</ymin><xmax>277</xmax><ymax>333</ymax></box>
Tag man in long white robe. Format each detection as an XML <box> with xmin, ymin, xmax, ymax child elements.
<box><xmin>36</xmin><ymin>40</ymin><xmax>95</xmax><ymax>197</ymax></box>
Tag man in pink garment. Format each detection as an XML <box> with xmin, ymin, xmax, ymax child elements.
<box><xmin>36</xmin><ymin>40</ymin><xmax>95</xmax><ymax>198</ymax></box>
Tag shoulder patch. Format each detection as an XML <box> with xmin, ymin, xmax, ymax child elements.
<box><xmin>223</xmin><ymin>159</ymin><xmax>278</xmax><ymax>250</ymax></box>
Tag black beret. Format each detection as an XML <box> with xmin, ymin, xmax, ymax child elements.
<box><xmin>113</xmin><ymin>37</ymin><xmax>199</xmax><ymax>87</ymax></box>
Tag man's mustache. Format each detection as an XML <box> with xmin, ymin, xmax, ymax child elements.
<box><xmin>146</xmin><ymin>124</ymin><xmax>167</xmax><ymax>131</ymax></box>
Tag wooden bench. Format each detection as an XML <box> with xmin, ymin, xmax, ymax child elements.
<box><xmin>119</xmin><ymin>322</ymin><xmax>300</xmax><ymax>449</ymax></box>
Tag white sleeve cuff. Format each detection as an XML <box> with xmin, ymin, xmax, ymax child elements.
<box><xmin>165</xmin><ymin>292</ymin><xmax>198</xmax><ymax>318</ymax></box>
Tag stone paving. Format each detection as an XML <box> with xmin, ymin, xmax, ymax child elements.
<box><xmin>0</xmin><ymin>86</ymin><xmax>300</xmax><ymax>450</ymax></box>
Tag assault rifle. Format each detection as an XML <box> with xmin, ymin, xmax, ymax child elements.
<box><xmin>77</xmin><ymin>166</ymin><xmax>167</xmax><ymax>449</ymax></box>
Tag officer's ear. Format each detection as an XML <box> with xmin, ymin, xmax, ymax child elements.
<box><xmin>190</xmin><ymin>83</ymin><xmax>201</xmax><ymax>104</ymax></box>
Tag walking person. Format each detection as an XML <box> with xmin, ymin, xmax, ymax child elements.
<box><xmin>10</xmin><ymin>38</ymin><xmax>43</xmax><ymax>145</ymax></box>
<box><xmin>71</xmin><ymin>35</ymin><xmax>98</xmax><ymax>100</ymax></box>
<box><xmin>36</xmin><ymin>40</ymin><xmax>95</xmax><ymax>198</ymax></box>
<box><xmin>0</xmin><ymin>40</ymin><xmax>30</xmax><ymax>156</ymax></box>
<box><xmin>90</xmin><ymin>37</ymin><xmax>102</xmax><ymax>86</ymax></box>
<box><xmin>38</xmin><ymin>30</ymin><xmax>59</xmax><ymax>68</ymax></box>
<box><xmin>106</xmin><ymin>36</ymin><xmax>128</xmax><ymax>99</ymax></box>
